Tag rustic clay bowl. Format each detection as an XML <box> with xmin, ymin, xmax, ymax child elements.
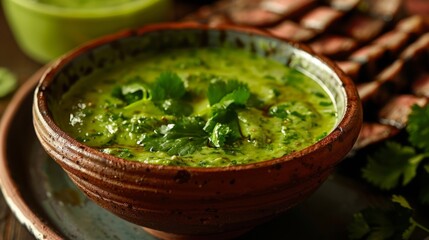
<box><xmin>33</xmin><ymin>22</ymin><xmax>362</xmax><ymax>239</ymax></box>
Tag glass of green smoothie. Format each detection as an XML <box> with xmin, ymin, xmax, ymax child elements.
<box><xmin>2</xmin><ymin>0</ymin><xmax>172</xmax><ymax>63</ymax></box>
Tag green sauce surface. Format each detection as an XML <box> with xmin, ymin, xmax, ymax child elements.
<box><xmin>34</xmin><ymin>0</ymin><xmax>137</xmax><ymax>9</ymax></box>
<box><xmin>53</xmin><ymin>47</ymin><xmax>338</xmax><ymax>167</ymax></box>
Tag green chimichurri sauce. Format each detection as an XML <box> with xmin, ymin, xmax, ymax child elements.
<box><xmin>53</xmin><ymin>47</ymin><xmax>338</xmax><ymax>167</ymax></box>
<box><xmin>34</xmin><ymin>0</ymin><xmax>137</xmax><ymax>9</ymax></box>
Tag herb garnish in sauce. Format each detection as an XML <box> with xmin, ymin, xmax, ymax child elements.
<box><xmin>55</xmin><ymin>47</ymin><xmax>337</xmax><ymax>167</ymax></box>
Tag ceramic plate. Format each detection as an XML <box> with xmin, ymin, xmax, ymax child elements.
<box><xmin>0</xmin><ymin>69</ymin><xmax>374</xmax><ymax>239</ymax></box>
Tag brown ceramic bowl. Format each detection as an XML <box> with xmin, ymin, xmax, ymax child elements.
<box><xmin>33</xmin><ymin>22</ymin><xmax>362</xmax><ymax>239</ymax></box>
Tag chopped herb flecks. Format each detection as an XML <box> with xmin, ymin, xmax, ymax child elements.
<box><xmin>57</xmin><ymin>47</ymin><xmax>337</xmax><ymax>167</ymax></box>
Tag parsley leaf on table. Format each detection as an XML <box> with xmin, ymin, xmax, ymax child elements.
<box><xmin>347</xmin><ymin>212</ymin><xmax>372</xmax><ymax>239</ymax></box>
<box><xmin>360</xmin><ymin>104</ymin><xmax>429</xmax><ymax>205</ymax></box>
<box><xmin>348</xmin><ymin>195</ymin><xmax>421</xmax><ymax>240</ymax></box>
<box><xmin>352</xmin><ymin>104</ymin><xmax>429</xmax><ymax>239</ymax></box>
<box><xmin>407</xmin><ymin>105</ymin><xmax>429</xmax><ymax>153</ymax></box>
<box><xmin>391</xmin><ymin>195</ymin><xmax>419</xmax><ymax>240</ymax></box>
<box><xmin>362</xmin><ymin>141</ymin><xmax>425</xmax><ymax>190</ymax></box>
<box><xmin>348</xmin><ymin>208</ymin><xmax>395</xmax><ymax>239</ymax></box>
<box><xmin>419</xmin><ymin>164</ymin><xmax>429</xmax><ymax>204</ymax></box>
<box><xmin>0</xmin><ymin>67</ymin><xmax>18</xmax><ymax>97</ymax></box>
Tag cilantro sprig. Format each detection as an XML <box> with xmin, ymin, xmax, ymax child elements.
<box><xmin>204</xmin><ymin>79</ymin><xmax>250</xmax><ymax>147</ymax></box>
<box><xmin>348</xmin><ymin>104</ymin><xmax>429</xmax><ymax>240</ymax></box>
<box><xmin>362</xmin><ymin>104</ymin><xmax>429</xmax><ymax>204</ymax></box>
<box><xmin>362</xmin><ymin>142</ymin><xmax>426</xmax><ymax>190</ymax></box>
<box><xmin>111</xmin><ymin>76</ymin><xmax>150</xmax><ymax>105</ymax></box>
<box><xmin>139</xmin><ymin>117</ymin><xmax>208</xmax><ymax>156</ymax></box>
<box><xmin>420</xmin><ymin>164</ymin><xmax>429</xmax><ymax>204</ymax></box>
<box><xmin>348</xmin><ymin>195</ymin><xmax>429</xmax><ymax>240</ymax></box>
<box><xmin>111</xmin><ymin>72</ymin><xmax>253</xmax><ymax>156</ymax></box>
<box><xmin>407</xmin><ymin>105</ymin><xmax>429</xmax><ymax>153</ymax></box>
<box><xmin>112</xmin><ymin>72</ymin><xmax>192</xmax><ymax>116</ymax></box>
<box><xmin>151</xmin><ymin>71</ymin><xmax>186</xmax><ymax>101</ymax></box>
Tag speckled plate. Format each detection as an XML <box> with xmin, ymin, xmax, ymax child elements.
<box><xmin>0</xmin><ymin>68</ymin><xmax>372</xmax><ymax>239</ymax></box>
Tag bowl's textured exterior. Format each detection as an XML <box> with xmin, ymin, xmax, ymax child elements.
<box><xmin>33</xmin><ymin>23</ymin><xmax>362</xmax><ymax>239</ymax></box>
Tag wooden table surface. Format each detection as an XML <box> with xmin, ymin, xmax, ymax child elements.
<box><xmin>1</xmin><ymin>0</ymin><xmax>428</xmax><ymax>239</ymax></box>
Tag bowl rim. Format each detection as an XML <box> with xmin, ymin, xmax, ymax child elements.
<box><xmin>5</xmin><ymin>0</ymin><xmax>170</xmax><ymax>18</ymax></box>
<box><xmin>34</xmin><ymin>22</ymin><xmax>362</xmax><ymax>173</ymax></box>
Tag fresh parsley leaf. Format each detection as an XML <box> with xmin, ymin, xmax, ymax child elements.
<box><xmin>148</xmin><ymin>71</ymin><xmax>193</xmax><ymax>116</ymax></box>
<box><xmin>348</xmin><ymin>195</ymin><xmax>417</xmax><ymax>240</ymax></box>
<box><xmin>204</xmin><ymin>107</ymin><xmax>229</xmax><ymax>133</ymax></box>
<box><xmin>112</xmin><ymin>76</ymin><xmax>150</xmax><ymax>105</ymax></box>
<box><xmin>159</xmin><ymin>99</ymin><xmax>193</xmax><ymax>116</ymax></box>
<box><xmin>407</xmin><ymin>104</ymin><xmax>429</xmax><ymax>153</ymax></box>
<box><xmin>207</xmin><ymin>79</ymin><xmax>249</xmax><ymax>105</ymax></box>
<box><xmin>348</xmin><ymin>212</ymin><xmax>371</xmax><ymax>239</ymax></box>
<box><xmin>221</xmin><ymin>89</ymin><xmax>250</xmax><ymax>107</ymax></box>
<box><xmin>140</xmin><ymin>117</ymin><xmax>208</xmax><ymax>156</ymax></box>
<box><xmin>419</xmin><ymin>165</ymin><xmax>429</xmax><ymax>204</ymax></box>
<box><xmin>205</xmin><ymin>86</ymin><xmax>251</xmax><ymax>132</ymax></box>
<box><xmin>402</xmin><ymin>223</ymin><xmax>417</xmax><ymax>240</ymax></box>
<box><xmin>204</xmin><ymin>109</ymin><xmax>242</xmax><ymax>147</ymax></box>
<box><xmin>151</xmin><ymin>71</ymin><xmax>186</xmax><ymax>101</ymax></box>
<box><xmin>392</xmin><ymin>195</ymin><xmax>412</xmax><ymax>209</ymax></box>
<box><xmin>0</xmin><ymin>67</ymin><xmax>18</xmax><ymax>97</ymax></box>
<box><xmin>204</xmin><ymin>79</ymin><xmax>250</xmax><ymax>147</ymax></box>
<box><xmin>205</xmin><ymin>86</ymin><xmax>251</xmax><ymax>131</ymax></box>
<box><xmin>390</xmin><ymin>195</ymin><xmax>421</xmax><ymax>240</ymax></box>
<box><xmin>362</xmin><ymin>141</ymin><xmax>425</xmax><ymax>190</ymax></box>
<box><xmin>349</xmin><ymin>207</ymin><xmax>395</xmax><ymax>239</ymax></box>
<box><xmin>124</xmin><ymin>117</ymin><xmax>163</xmax><ymax>134</ymax></box>
<box><xmin>354</xmin><ymin>105</ymin><xmax>429</xmax><ymax>238</ymax></box>
<box><xmin>210</xmin><ymin>123</ymin><xmax>233</xmax><ymax>148</ymax></box>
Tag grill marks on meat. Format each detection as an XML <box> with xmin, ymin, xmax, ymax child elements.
<box><xmin>412</xmin><ymin>73</ymin><xmax>429</xmax><ymax>98</ymax></box>
<box><xmin>260</xmin><ymin>0</ymin><xmax>315</xmax><ymax>16</ymax></box>
<box><xmin>268</xmin><ymin>20</ymin><xmax>316</xmax><ymax>41</ymax></box>
<box><xmin>228</xmin><ymin>7</ymin><xmax>283</xmax><ymax>26</ymax></box>
<box><xmin>325</xmin><ymin>0</ymin><xmax>360</xmax><ymax>11</ymax></box>
<box><xmin>310</xmin><ymin>35</ymin><xmax>358</xmax><ymax>58</ymax></box>
<box><xmin>374</xmin><ymin>31</ymin><xmax>411</xmax><ymax>59</ymax></box>
<box><xmin>363</xmin><ymin>0</ymin><xmax>404</xmax><ymax>20</ymax></box>
<box><xmin>300</xmin><ymin>6</ymin><xmax>345</xmax><ymax>32</ymax></box>
<box><xmin>354</xmin><ymin>123</ymin><xmax>400</xmax><ymax>150</ymax></box>
<box><xmin>340</xmin><ymin>14</ymin><xmax>387</xmax><ymax>42</ymax></box>
<box><xmin>184</xmin><ymin>0</ymin><xmax>401</xmax><ymax>53</ymax></box>
<box><xmin>352</xmin><ymin>31</ymin><xmax>429</xmax><ymax>149</ymax></box>
<box><xmin>378</xmin><ymin>95</ymin><xmax>428</xmax><ymax>129</ymax></box>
